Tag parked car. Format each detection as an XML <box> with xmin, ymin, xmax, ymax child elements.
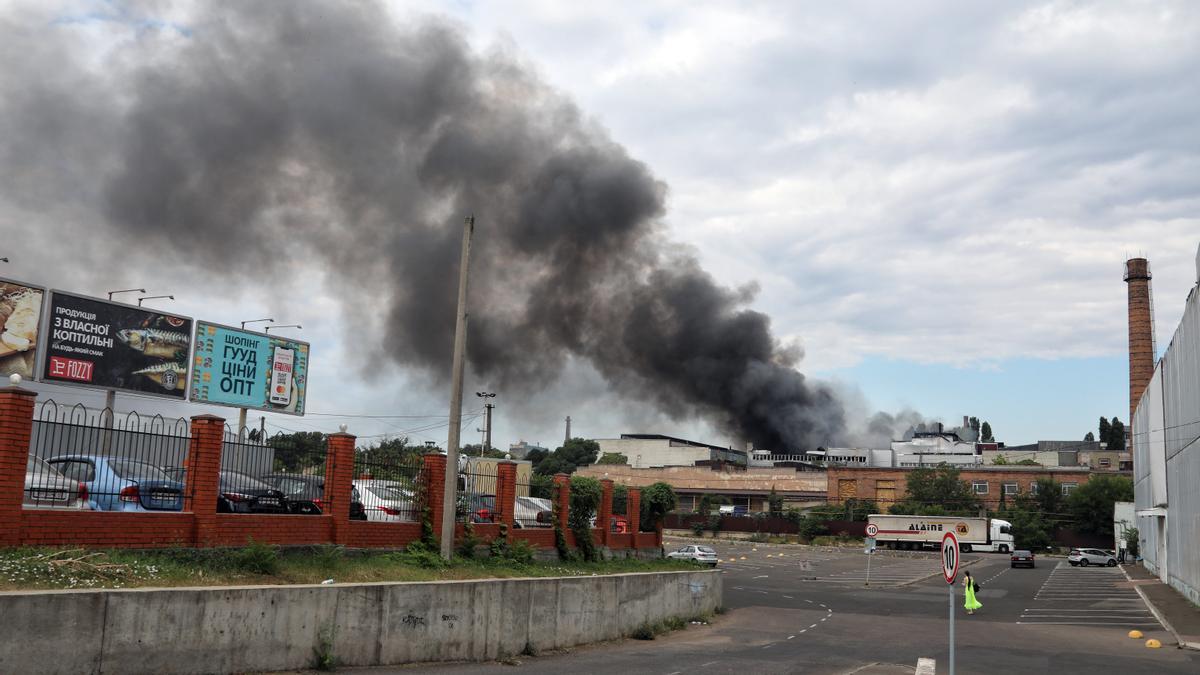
<box><xmin>513</xmin><ymin>496</ymin><xmax>553</xmax><ymax>529</ymax></box>
<box><xmin>1010</xmin><ymin>549</ymin><xmax>1036</xmax><ymax>568</ymax></box>
<box><xmin>24</xmin><ymin>455</ymin><xmax>90</xmax><ymax>510</ymax></box>
<box><xmin>1068</xmin><ymin>548</ymin><xmax>1118</xmax><ymax>567</ymax></box>
<box><xmin>666</xmin><ymin>544</ymin><xmax>719</xmax><ymax>567</ymax></box>
<box><xmin>48</xmin><ymin>455</ymin><xmax>184</xmax><ymax>512</ymax></box>
<box><xmin>354</xmin><ymin>479</ymin><xmax>419</xmax><ymax>522</ymax></box>
<box><xmin>611</xmin><ymin>514</ymin><xmax>629</xmax><ymax>533</ymax></box>
<box><xmin>161</xmin><ymin>467</ymin><xmax>290</xmax><ymax>514</ymax></box>
<box><xmin>454</xmin><ymin>492</ymin><xmax>496</xmax><ymax>524</ymax></box>
<box><xmin>257</xmin><ymin>472</ymin><xmax>368</xmax><ymax>520</ymax></box>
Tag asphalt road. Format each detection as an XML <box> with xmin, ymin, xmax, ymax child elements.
<box><xmin>332</xmin><ymin>539</ymin><xmax>1200</xmax><ymax>675</ymax></box>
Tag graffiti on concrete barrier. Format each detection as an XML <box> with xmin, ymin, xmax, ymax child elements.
<box><xmin>441</xmin><ymin>614</ymin><xmax>459</xmax><ymax>622</ymax></box>
<box><xmin>401</xmin><ymin>614</ymin><xmax>426</xmax><ymax>628</ymax></box>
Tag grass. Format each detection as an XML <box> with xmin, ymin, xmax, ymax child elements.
<box><xmin>0</xmin><ymin>545</ymin><xmax>699</xmax><ymax>591</ymax></box>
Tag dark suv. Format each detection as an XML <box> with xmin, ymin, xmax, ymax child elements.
<box><xmin>258</xmin><ymin>472</ymin><xmax>368</xmax><ymax>520</ymax></box>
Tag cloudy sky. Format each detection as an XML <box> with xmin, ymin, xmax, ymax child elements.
<box><xmin>1</xmin><ymin>1</ymin><xmax>1198</xmax><ymax>450</ymax></box>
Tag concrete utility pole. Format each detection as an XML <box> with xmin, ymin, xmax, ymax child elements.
<box><xmin>475</xmin><ymin>391</ymin><xmax>495</xmax><ymax>456</ymax></box>
<box><xmin>440</xmin><ymin>215</ymin><xmax>475</xmax><ymax>560</ymax></box>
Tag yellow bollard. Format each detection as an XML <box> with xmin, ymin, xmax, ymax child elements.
<box><xmin>740</xmin><ymin>556</ymin><xmax>747</xmax><ymax>560</ymax></box>
<box><xmin>1128</xmin><ymin>630</ymin><xmax>1144</xmax><ymax>639</ymax></box>
<box><xmin>1145</xmin><ymin>639</ymin><xmax>1162</xmax><ymax>649</ymax></box>
<box><xmin>766</xmin><ymin>554</ymin><xmax>773</xmax><ymax>558</ymax></box>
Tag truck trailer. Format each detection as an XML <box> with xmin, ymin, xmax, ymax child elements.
<box><xmin>867</xmin><ymin>514</ymin><xmax>1014</xmax><ymax>553</ymax></box>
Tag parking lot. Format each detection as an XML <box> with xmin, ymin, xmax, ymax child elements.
<box><xmin>1018</xmin><ymin>560</ymin><xmax>1161</xmax><ymax>628</ymax></box>
<box><xmin>415</xmin><ymin>538</ymin><xmax>1200</xmax><ymax>675</ymax></box>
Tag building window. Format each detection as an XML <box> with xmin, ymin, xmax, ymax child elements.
<box><xmin>1029</xmin><ymin>482</ymin><xmax>1039</xmax><ymax>494</ymax></box>
<box><xmin>1003</xmin><ymin>483</ymin><xmax>1019</xmax><ymax>495</ymax></box>
<box><xmin>1062</xmin><ymin>482</ymin><xmax>1078</xmax><ymax>495</ymax></box>
<box><xmin>972</xmin><ymin>481</ymin><xmax>988</xmax><ymax>494</ymax></box>
<box><xmin>1099</xmin><ymin>458</ymin><xmax>1111</xmax><ymax>468</ymax></box>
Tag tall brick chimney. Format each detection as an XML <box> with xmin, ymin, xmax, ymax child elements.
<box><xmin>1124</xmin><ymin>258</ymin><xmax>1155</xmax><ymax>432</ymax></box>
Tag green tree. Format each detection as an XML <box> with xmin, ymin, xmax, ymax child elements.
<box><xmin>558</xmin><ymin>438</ymin><xmax>600</xmax><ymax>466</ymax></box>
<box><xmin>528</xmin><ymin>474</ymin><xmax>555</xmax><ymax>500</ymax></box>
<box><xmin>968</xmin><ymin>416</ymin><xmax>981</xmax><ymax>438</ymax></box>
<box><xmin>1022</xmin><ymin>477</ymin><xmax>1065</xmax><ymax>515</ymax></box>
<box><xmin>992</xmin><ymin>455</ymin><xmax>1009</xmax><ymax>466</ymax></box>
<box><xmin>1084</xmin><ymin>431</ymin><xmax>1095</xmax><ymax>442</ymax></box>
<box><xmin>1067</xmin><ymin>474</ymin><xmax>1134</xmax><ymax>535</ymax></box>
<box><xmin>269</xmin><ymin>431</ymin><xmax>327</xmax><ymax>472</ymax></box>
<box><xmin>981</xmin><ymin>421</ymin><xmax>994</xmax><ymax>442</ymax></box>
<box><xmin>1006</xmin><ymin>504</ymin><xmax>1053</xmax><ymax>552</ymax></box>
<box><xmin>1099</xmin><ymin>417</ymin><xmax>1110</xmax><ymax>445</ymax></box>
<box><xmin>767</xmin><ymin>487</ymin><xmax>784</xmax><ymax>518</ymax></box>
<box><xmin>1107</xmin><ymin>417</ymin><xmax>1126</xmax><ymax>451</ymax></box>
<box><xmin>892</xmin><ymin>464</ymin><xmax>980</xmax><ymax>516</ymax></box>
<box><xmin>639</xmin><ymin>482</ymin><xmax>678</xmax><ymax>532</ymax></box>
<box><xmin>597</xmin><ymin>452</ymin><xmax>628</xmax><ymax>465</ymax></box>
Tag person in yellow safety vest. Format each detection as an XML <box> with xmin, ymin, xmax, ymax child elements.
<box><xmin>963</xmin><ymin>570</ymin><xmax>982</xmax><ymax>615</ymax></box>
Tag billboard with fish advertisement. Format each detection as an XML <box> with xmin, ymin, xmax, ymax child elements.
<box><xmin>0</xmin><ymin>277</ymin><xmax>46</xmax><ymax>382</ymax></box>
<box><xmin>189</xmin><ymin>321</ymin><xmax>309</xmax><ymax>415</ymax></box>
<box><xmin>41</xmin><ymin>291</ymin><xmax>193</xmax><ymax>398</ymax></box>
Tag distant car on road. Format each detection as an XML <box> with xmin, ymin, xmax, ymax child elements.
<box><xmin>1069</xmin><ymin>548</ymin><xmax>1118</xmax><ymax>567</ymax></box>
<box><xmin>666</xmin><ymin>544</ymin><xmax>719</xmax><ymax>567</ymax></box>
<box><xmin>24</xmin><ymin>455</ymin><xmax>90</xmax><ymax>510</ymax></box>
<box><xmin>1010</xmin><ymin>549</ymin><xmax>1035</xmax><ymax>568</ymax></box>
<box><xmin>48</xmin><ymin>455</ymin><xmax>184</xmax><ymax>512</ymax></box>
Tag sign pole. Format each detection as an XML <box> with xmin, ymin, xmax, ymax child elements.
<box><xmin>949</xmin><ymin>579</ymin><xmax>955</xmax><ymax>675</ymax></box>
<box><xmin>237</xmin><ymin>407</ymin><xmax>247</xmax><ymax>443</ymax></box>
<box><xmin>942</xmin><ymin>531</ymin><xmax>960</xmax><ymax>675</ymax></box>
<box><xmin>864</xmin><ymin>523</ymin><xmax>879</xmax><ymax>586</ymax></box>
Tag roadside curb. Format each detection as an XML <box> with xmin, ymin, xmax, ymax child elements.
<box><xmin>1120</xmin><ymin>565</ymin><xmax>1200</xmax><ymax>651</ymax></box>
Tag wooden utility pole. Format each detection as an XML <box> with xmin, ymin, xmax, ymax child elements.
<box><xmin>440</xmin><ymin>215</ymin><xmax>475</xmax><ymax>560</ymax></box>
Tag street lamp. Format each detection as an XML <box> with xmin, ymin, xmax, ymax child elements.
<box><xmin>264</xmin><ymin>324</ymin><xmax>302</xmax><ymax>333</ymax></box>
<box><xmin>241</xmin><ymin>318</ymin><xmax>274</xmax><ymax>330</ymax></box>
<box><xmin>137</xmin><ymin>294</ymin><xmax>174</xmax><ymax>306</ymax></box>
<box><xmin>108</xmin><ymin>288</ymin><xmax>145</xmax><ymax>300</ymax></box>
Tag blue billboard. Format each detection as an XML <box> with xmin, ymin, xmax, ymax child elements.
<box><xmin>189</xmin><ymin>321</ymin><xmax>309</xmax><ymax>415</ymax></box>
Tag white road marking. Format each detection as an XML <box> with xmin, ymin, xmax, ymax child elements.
<box><xmin>700</xmin><ymin>661</ymin><xmax>718</xmax><ymax>667</ymax></box>
<box><xmin>753</xmin><ymin>575</ymin><xmax>769</xmax><ymax>579</ymax></box>
<box><xmin>788</xmin><ymin>635</ymin><xmax>796</xmax><ymax>639</ymax></box>
<box><xmin>809</xmin><ymin>623</ymin><xmax>818</xmax><ymax>629</ymax></box>
<box><xmin>782</xmin><ymin>595</ymin><xmax>793</xmax><ymax>599</ymax></box>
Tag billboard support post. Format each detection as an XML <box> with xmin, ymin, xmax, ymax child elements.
<box><xmin>102</xmin><ymin>390</ymin><xmax>115</xmax><ymax>454</ymax></box>
<box><xmin>440</xmin><ymin>215</ymin><xmax>475</xmax><ymax>561</ymax></box>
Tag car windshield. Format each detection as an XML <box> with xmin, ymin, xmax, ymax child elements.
<box><xmin>697</xmin><ymin>546</ymin><xmax>716</xmax><ymax>554</ymax></box>
<box><xmin>109</xmin><ymin>459</ymin><xmax>174</xmax><ymax>481</ymax></box>
<box><xmin>367</xmin><ymin>486</ymin><xmax>408</xmax><ymax>501</ymax></box>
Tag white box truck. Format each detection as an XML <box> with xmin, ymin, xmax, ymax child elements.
<box><xmin>867</xmin><ymin>514</ymin><xmax>1015</xmax><ymax>553</ymax></box>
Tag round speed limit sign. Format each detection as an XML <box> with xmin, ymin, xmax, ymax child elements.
<box><xmin>865</xmin><ymin>523</ymin><xmax>879</xmax><ymax>537</ymax></box>
<box><xmin>942</xmin><ymin>532</ymin><xmax>960</xmax><ymax>584</ymax></box>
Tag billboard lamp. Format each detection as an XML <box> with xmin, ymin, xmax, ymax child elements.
<box><xmin>265</xmin><ymin>324</ymin><xmax>302</xmax><ymax>333</ymax></box>
<box><xmin>137</xmin><ymin>295</ymin><xmax>174</xmax><ymax>306</ymax></box>
<box><xmin>241</xmin><ymin>318</ymin><xmax>274</xmax><ymax>329</ymax></box>
<box><xmin>108</xmin><ymin>288</ymin><xmax>145</xmax><ymax>300</ymax></box>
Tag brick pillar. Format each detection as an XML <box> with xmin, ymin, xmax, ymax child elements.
<box><xmin>598</xmin><ymin>479</ymin><xmax>614</xmax><ymax>547</ymax></box>
<box><xmin>553</xmin><ymin>473</ymin><xmax>570</xmax><ymax>531</ymax></box>
<box><xmin>324</xmin><ymin>432</ymin><xmax>356</xmax><ymax>545</ymax></box>
<box><xmin>496</xmin><ymin>461</ymin><xmax>517</xmax><ymax>535</ymax></box>
<box><xmin>185</xmin><ymin>414</ymin><xmax>225</xmax><ymax>547</ymax></box>
<box><xmin>627</xmin><ymin>488</ymin><xmax>642</xmax><ymax>548</ymax></box>
<box><xmin>423</xmin><ymin>452</ymin><xmax>447</xmax><ymax>546</ymax></box>
<box><xmin>0</xmin><ymin>386</ymin><xmax>37</xmax><ymax>547</ymax></box>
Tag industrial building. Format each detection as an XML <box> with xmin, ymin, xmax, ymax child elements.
<box><xmin>1131</xmin><ymin>249</ymin><xmax>1200</xmax><ymax>605</ymax></box>
<box><xmin>575</xmin><ymin>463</ymin><xmax>826</xmax><ymax>513</ymax></box>
<box><xmin>826</xmin><ymin>465</ymin><xmax>1097</xmax><ymax>510</ymax></box>
<box><xmin>594</xmin><ymin>433</ymin><xmax>747</xmax><ymax>469</ymax></box>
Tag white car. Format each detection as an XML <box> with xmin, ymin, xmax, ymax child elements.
<box><xmin>666</xmin><ymin>545</ymin><xmax>719</xmax><ymax>567</ymax></box>
<box><xmin>353</xmin><ymin>479</ymin><xmax>417</xmax><ymax>522</ymax></box>
<box><xmin>513</xmin><ymin>496</ymin><xmax>553</xmax><ymax>528</ymax></box>
<box><xmin>1068</xmin><ymin>548</ymin><xmax>1118</xmax><ymax>567</ymax></box>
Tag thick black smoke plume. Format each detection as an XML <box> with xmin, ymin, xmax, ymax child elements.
<box><xmin>0</xmin><ymin>2</ymin><xmax>844</xmax><ymax>451</ymax></box>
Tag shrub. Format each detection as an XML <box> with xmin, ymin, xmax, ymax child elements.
<box><xmin>690</xmin><ymin>521</ymin><xmax>707</xmax><ymax>537</ymax></box>
<box><xmin>640</xmin><ymin>482</ymin><xmax>678</xmax><ymax>532</ymax></box>
<box><xmin>456</xmin><ymin>521</ymin><xmax>481</xmax><ymax>559</ymax></box>
<box><xmin>232</xmin><ymin>540</ymin><xmax>280</xmax><ymax>576</ymax></box>
<box><xmin>399</xmin><ymin>540</ymin><xmax>448</xmax><ymax>569</ymax></box>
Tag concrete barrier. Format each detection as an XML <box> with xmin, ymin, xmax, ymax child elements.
<box><xmin>0</xmin><ymin>569</ymin><xmax>721</xmax><ymax>674</ymax></box>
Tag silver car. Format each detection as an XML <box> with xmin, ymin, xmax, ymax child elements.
<box><xmin>666</xmin><ymin>545</ymin><xmax>719</xmax><ymax>567</ymax></box>
<box><xmin>24</xmin><ymin>455</ymin><xmax>90</xmax><ymax>510</ymax></box>
<box><xmin>1068</xmin><ymin>548</ymin><xmax>1118</xmax><ymax>567</ymax></box>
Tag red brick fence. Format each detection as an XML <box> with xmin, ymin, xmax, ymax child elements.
<box><xmin>0</xmin><ymin>386</ymin><xmax>660</xmax><ymax>553</ymax></box>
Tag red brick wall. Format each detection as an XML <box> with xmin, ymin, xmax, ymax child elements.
<box><xmin>825</xmin><ymin>466</ymin><xmax>1097</xmax><ymax>507</ymax></box>
<box><xmin>0</xmin><ymin>391</ymin><xmax>616</xmax><ymax>556</ymax></box>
